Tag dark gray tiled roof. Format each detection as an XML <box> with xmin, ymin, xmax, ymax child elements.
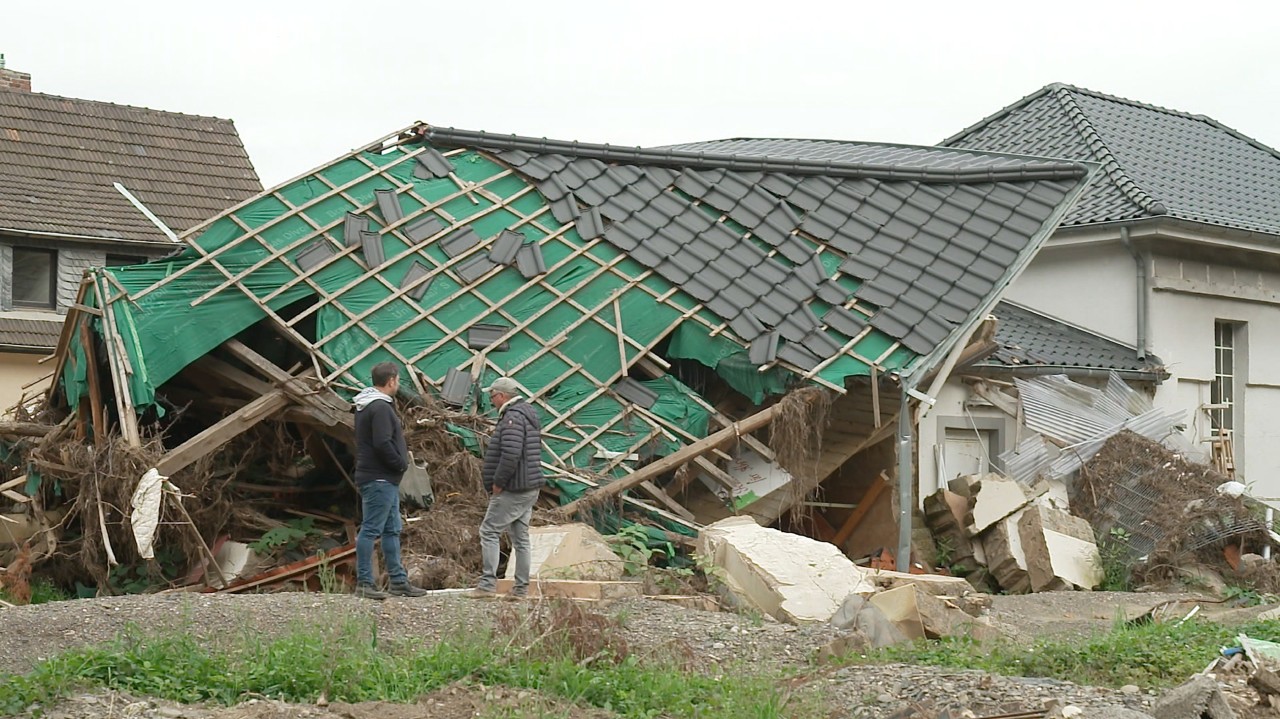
<box><xmin>0</xmin><ymin>315</ymin><xmax>62</xmax><ymax>351</ymax></box>
<box><xmin>973</xmin><ymin>301</ymin><xmax>1166</xmax><ymax>378</ymax></box>
<box><xmin>943</xmin><ymin>83</ymin><xmax>1280</xmax><ymax>237</ymax></box>
<box><xmin>424</xmin><ymin>127</ymin><xmax>1089</xmax><ymax>363</ymax></box>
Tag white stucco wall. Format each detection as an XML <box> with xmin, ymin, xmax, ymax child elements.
<box><xmin>0</xmin><ymin>352</ymin><xmax>50</xmax><ymax>411</ymax></box>
<box><xmin>1004</xmin><ymin>241</ymin><xmax>1137</xmax><ymax>347</ymax></box>
<box><xmin>1148</xmin><ymin>257</ymin><xmax>1280</xmax><ymax>499</ymax></box>
<box><xmin>917</xmin><ymin>381</ymin><xmax>1012</xmax><ymax>502</ymax></box>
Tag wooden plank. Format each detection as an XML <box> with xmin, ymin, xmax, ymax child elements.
<box><xmin>638</xmin><ymin>480</ymin><xmax>695</xmax><ymax>521</ymax></box>
<box><xmin>80</xmin><ymin>320</ymin><xmax>107</xmax><ymax>445</ymax></box>
<box><xmin>560</xmin><ymin>405</ymin><xmax>778</xmax><ymax>515</ymax></box>
<box><xmin>191</xmin><ymin>355</ymin><xmax>274</xmax><ymax>396</ymax></box>
<box><xmin>832</xmin><ymin>472</ymin><xmax>889</xmax><ymax>548</ymax></box>
<box><xmin>0</xmin><ymin>422</ymin><xmax>55</xmax><ymax>438</ymax></box>
<box><xmin>223</xmin><ymin>340</ymin><xmax>353</xmax><ymax>431</ymax></box>
<box><xmin>94</xmin><ymin>276</ymin><xmax>142</xmax><ymax>447</ymax></box>
<box><xmin>156</xmin><ymin>390</ymin><xmax>291</xmax><ymax>476</ymax></box>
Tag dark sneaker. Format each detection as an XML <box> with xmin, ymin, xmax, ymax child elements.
<box><xmin>388</xmin><ymin>582</ymin><xmax>428</xmax><ymax>598</ymax></box>
<box><xmin>464</xmin><ymin>588</ymin><xmax>498</xmax><ymax>600</ymax></box>
<box><xmin>354</xmin><ymin>583</ymin><xmax>388</xmax><ymax>600</ymax></box>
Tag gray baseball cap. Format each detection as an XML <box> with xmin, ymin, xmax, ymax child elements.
<box><xmin>481</xmin><ymin>376</ymin><xmax>521</xmax><ymax>395</ymax></box>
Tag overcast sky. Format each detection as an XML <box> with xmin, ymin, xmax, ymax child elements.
<box><xmin>6</xmin><ymin>1</ymin><xmax>1279</xmax><ymax>186</ymax></box>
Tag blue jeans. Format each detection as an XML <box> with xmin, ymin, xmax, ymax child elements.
<box><xmin>356</xmin><ymin>480</ymin><xmax>407</xmax><ymax>586</ymax></box>
<box><xmin>477</xmin><ymin>489</ymin><xmax>539</xmax><ymax>593</ymax></box>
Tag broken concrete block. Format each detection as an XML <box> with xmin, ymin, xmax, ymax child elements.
<box><xmin>208</xmin><ymin>540</ymin><xmax>261</xmax><ymax>589</ymax></box>
<box><xmin>699</xmin><ymin>516</ymin><xmax>875</xmax><ymax>624</ymax></box>
<box><xmin>503</xmin><ymin>523</ymin><xmax>624</xmax><ymax>581</ymax></box>
<box><xmin>1151</xmin><ymin>675</ymin><xmax>1236</xmax><ymax>719</ymax></box>
<box><xmin>1257</xmin><ymin>605</ymin><xmax>1280</xmax><ymax>621</ymax></box>
<box><xmin>866</xmin><ymin>568</ymin><xmax>975</xmax><ymax>596</ymax></box>
<box><xmin>1018</xmin><ymin>504</ymin><xmax>1103</xmax><ymax>591</ymax></box>
<box><xmin>868</xmin><ymin>584</ymin><xmax>990</xmax><ymax>641</ymax></box>
<box><xmin>830</xmin><ymin>593</ymin><xmax>909</xmax><ymax>648</ymax></box>
<box><xmin>980</xmin><ymin>510</ymin><xmax>1030</xmax><ymax>593</ymax></box>
<box><xmin>967</xmin><ymin>474</ymin><xmax>1035</xmax><ymax>536</ymax></box>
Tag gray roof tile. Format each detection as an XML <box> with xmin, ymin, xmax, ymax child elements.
<box><xmin>944</xmin><ymin>83</ymin><xmax>1280</xmax><ymax>237</ymax></box>
<box><xmin>424</xmin><ymin>126</ymin><xmax>1089</xmax><ymax>371</ymax></box>
<box><xmin>375</xmin><ymin>189</ymin><xmax>404</xmax><ymax>224</ymax></box>
<box><xmin>455</xmin><ymin>256</ymin><xmax>496</xmax><ymax>283</ymax></box>
<box><xmin>977</xmin><ymin>301</ymin><xmax>1165</xmax><ymax>377</ymax></box>
<box><xmin>515</xmin><ymin>243</ymin><xmax>547</xmax><ymax>278</ymax></box>
<box><xmin>440</xmin><ymin>227</ymin><xmax>480</xmax><ymax>258</ymax></box>
<box><xmin>343</xmin><ymin>212</ymin><xmax>368</xmax><ymax>246</ymax></box>
<box><xmin>414</xmin><ymin>149</ymin><xmax>454</xmax><ymax>179</ymax></box>
<box><xmin>405</xmin><ymin>214</ymin><xmax>445</xmax><ymax>244</ymax></box>
<box><xmin>489</xmin><ymin>229</ymin><xmax>523</xmax><ymax>265</ymax></box>
<box><xmin>823</xmin><ymin>306</ymin><xmax>867</xmax><ymax>338</ymax></box>
<box><xmin>401</xmin><ymin>261</ymin><xmax>434</xmax><ymax>301</ymax></box>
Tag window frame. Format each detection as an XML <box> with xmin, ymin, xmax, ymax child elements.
<box><xmin>1211</xmin><ymin>320</ymin><xmax>1235</xmax><ymax>437</ymax></box>
<box><xmin>10</xmin><ymin>246</ymin><xmax>57</xmax><ymax>310</ymax></box>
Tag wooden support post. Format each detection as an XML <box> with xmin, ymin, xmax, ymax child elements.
<box><xmin>79</xmin><ymin>320</ymin><xmax>107</xmax><ymax>446</ymax></box>
<box><xmin>831</xmin><ymin>472</ymin><xmax>889</xmax><ymax>548</ymax></box>
<box><xmin>560</xmin><ymin>405</ymin><xmax>777</xmax><ymax>515</ymax></box>
<box><xmin>94</xmin><ymin>276</ymin><xmax>142</xmax><ymax>447</ymax></box>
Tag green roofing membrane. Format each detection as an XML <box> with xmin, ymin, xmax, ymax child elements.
<box><xmin>62</xmin><ymin>140</ymin><xmax>917</xmax><ymax>477</ymax></box>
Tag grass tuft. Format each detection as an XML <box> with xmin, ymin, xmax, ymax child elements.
<box><xmin>846</xmin><ymin>617</ymin><xmax>1280</xmax><ymax>689</ymax></box>
<box><xmin>0</xmin><ymin>602</ymin><xmax>813</xmax><ymax>718</ymax></box>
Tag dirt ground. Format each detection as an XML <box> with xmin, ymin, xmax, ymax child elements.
<box><xmin>5</xmin><ymin>589</ymin><xmax>1276</xmax><ymax>719</ymax></box>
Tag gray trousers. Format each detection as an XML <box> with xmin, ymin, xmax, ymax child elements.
<box><xmin>477</xmin><ymin>488</ymin><xmax>539</xmax><ymax>593</ymax></box>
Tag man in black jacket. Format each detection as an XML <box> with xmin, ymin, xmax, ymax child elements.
<box><xmin>467</xmin><ymin>376</ymin><xmax>545</xmax><ymax>599</ymax></box>
<box><xmin>352</xmin><ymin>362</ymin><xmax>427</xmax><ymax>600</ymax></box>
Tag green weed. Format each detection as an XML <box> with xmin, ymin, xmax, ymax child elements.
<box><xmin>0</xmin><ymin>606</ymin><xmax>810</xmax><ymax>718</ymax></box>
<box><xmin>846</xmin><ymin>617</ymin><xmax>1280</xmax><ymax>689</ymax></box>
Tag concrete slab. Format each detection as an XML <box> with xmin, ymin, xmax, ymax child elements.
<box><xmin>865</xmin><ymin>568</ymin><xmax>974</xmax><ymax>596</ymax></box>
<box><xmin>1018</xmin><ymin>505</ymin><xmax>1102</xmax><ymax>591</ymax></box>
<box><xmin>502</xmin><ymin>523</ymin><xmax>624</xmax><ymax>581</ymax></box>
<box><xmin>699</xmin><ymin>516</ymin><xmax>875</xmax><ymax>624</ymax></box>
<box><xmin>968</xmin><ymin>474</ymin><xmax>1034</xmax><ymax>535</ymax></box>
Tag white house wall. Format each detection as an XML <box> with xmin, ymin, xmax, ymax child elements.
<box><xmin>0</xmin><ymin>352</ymin><xmax>49</xmax><ymax>409</ymax></box>
<box><xmin>1149</xmin><ymin>257</ymin><xmax>1280</xmax><ymax>499</ymax></box>
<box><xmin>1004</xmin><ymin>242</ymin><xmax>1137</xmax><ymax>347</ymax></box>
<box><xmin>917</xmin><ymin>380</ymin><xmax>1012</xmax><ymax>502</ymax></box>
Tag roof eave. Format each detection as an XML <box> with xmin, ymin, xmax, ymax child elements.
<box><xmin>960</xmin><ymin>363</ymin><xmax>1169</xmax><ymax>384</ymax></box>
<box><xmin>0</xmin><ymin>226</ymin><xmax>178</xmax><ymax>248</ymax></box>
<box><xmin>897</xmin><ymin>160</ymin><xmax>1103</xmax><ymax>391</ymax></box>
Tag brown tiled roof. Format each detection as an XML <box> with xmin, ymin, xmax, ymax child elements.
<box><xmin>0</xmin><ymin>316</ymin><xmax>62</xmax><ymax>351</ymax></box>
<box><xmin>0</xmin><ymin>88</ymin><xmax>262</xmax><ymax>242</ymax></box>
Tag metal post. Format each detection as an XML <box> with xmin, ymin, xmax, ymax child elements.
<box><xmin>896</xmin><ymin>388</ymin><xmax>914</xmax><ymax>572</ymax></box>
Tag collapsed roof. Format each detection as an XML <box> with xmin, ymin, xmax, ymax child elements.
<box><xmin>49</xmin><ymin>123</ymin><xmax>1093</xmax><ymax>490</ymax></box>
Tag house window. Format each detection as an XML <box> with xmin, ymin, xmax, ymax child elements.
<box><xmin>12</xmin><ymin>247</ymin><xmax>56</xmax><ymax>309</ymax></box>
<box><xmin>1211</xmin><ymin>320</ymin><xmax>1236</xmax><ymax>437</ymax></box>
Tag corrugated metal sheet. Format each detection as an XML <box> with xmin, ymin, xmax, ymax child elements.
<box><xmin>999</xmin><ymin>434</ymin><xmax>1052</xmax><ymax>485</ymax></box>
<box><xmin>1000</xmin><ymin>372</ymin><xmax>1178</xmax><ymax>484</ymax></box>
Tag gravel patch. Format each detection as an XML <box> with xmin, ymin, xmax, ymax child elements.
<box><xmin>1</xmin><ymin>590</ymin><xmax>1229</xmax><ymax>717</ymax></box>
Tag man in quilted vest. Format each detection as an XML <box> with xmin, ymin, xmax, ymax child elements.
<box><xmin>467</xmin><ymin>376</ymin><xmax>546</xmax><ymax>599</ymax></box>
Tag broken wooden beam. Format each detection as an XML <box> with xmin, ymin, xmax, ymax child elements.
<box><xmin>0</xmin><ymin>422</ymin><xmax>55</xmax><ymax>438</ymax></box>
<box><xmin>156</xmin><ymin>389</ymin><xmax>291</xmax><ymax>477</ymax></box>
<box><xmin>224</xmin><ymin>339</ymin><xmax>353</xmax><ymax>430</ymax></box>
<box><xmin>832</xmin><ymin>472</ymin><xmax>888</xmax><ymax>548</ymax></box>
<box><xmin>561</xmin><ymin>404</ymin><xmax>777</xmax><ymax>515</ymax></box>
